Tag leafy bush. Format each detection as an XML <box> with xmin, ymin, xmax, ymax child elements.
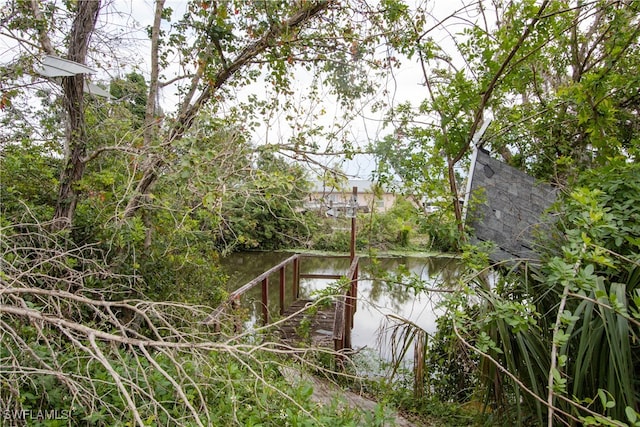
<box><xmin>215</xmin><ymin>153</ymin><xmax>318</xmax><ymax>252</ymax></box>
<box><xmin>418</xmin><ymin>211</ymin><xmax>461</xmax><ymax>253</ymax></box>
<box><xmin>533</xmin><ymin>161</ymin><xmax>640</xmax><ymax>422</ymax></box>
<box><xmin>0</xmin><ymin>140</ymin><xmax>60</xmax><ymax>222</ymax></box>
<box><xmin>445</xmin><ymin>161</ymin><xmax>640</xmax><ymax>425</ymax></box>
<box><xmin>313</xmin><ymin>227</ymin><xmax>352</xmax><ymax>252</ymax></box>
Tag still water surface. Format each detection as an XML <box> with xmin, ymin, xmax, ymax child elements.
<box><xmin>219</xmin><ymin>251</ymin><xmax>462</xmax><ymax>360</ymax></box>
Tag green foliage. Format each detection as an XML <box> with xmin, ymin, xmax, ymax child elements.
<box><xmin>217</xmin><ymin>152</ymin><xmax>317</xmax><ymax>251</ymax></box>
<box><xmin>372</xmin><ymin>131</ymin><xmax>463</xmax><ymax>252</ymax></box>
<box><xmin>312</xmin><ymin>276</ymin><xmax>351</xmax><ymax>304</ymax></box>
<box><xmin>485</xmin><ymin>2</ymin><xmax>640</xmax><ymax>181</ymax></box>
<box><xmin>535</xmin><ymin>162</ymin><xmax>640</xmax><ymax>421</ymax></box>
<box><xmin>109</xmin><ymin>72</ymin><xmax>148</xmax><ymax>126</ymax></box>
<box><xmin>137</xmin><ymin>228</ymin><xmax>229</xmax><ymax>305</ymax></box>
<box><xmin>444</xmin><ymin>162</ymin><xmax>640</xmax><ymax>425</ymax></box>
<box><xmin>372</xmin><ymin>127</ymin><xmax>454</xmax><ymax>217</ymax></box>
<box><xmin>312</xmin><ymin>226</ymin><xmax>354</xmax><ymax>252</ymax></box>
<box><xmin>5</xmin><ymin>0</ymin><xmax>640</xmax><ymax>423</ymax></box>
<box><xmin>418</xmin><ymin>209</ymin><xmax>462</xmax><ymax>253</ymax></box>
<box><xmin>310</xmin><ymin>196</ymin><xmax>449</xmax><ymax>252</ymax></box>
<box><xmin>553</xmin><ymin>161</ymin><xmax>640</xmax><ymax>268</ymax></box>
<box><xmin>0</xmin><ymin>221</ymin><xmax>392</xmax><ymax>426</ymax></box>
<box><xmin>386</xmin><ymin>390</ymin><xmax>486</xmax><ymax>426</ymax></box>
<box><xmin>371</xmin><ymin>314</ymin><xmax>486</xmax><ymax>426</ymax></box>
<box><xmin>0</xmin><ymin>140</ymin><xmax>60</xmax><ymax>222</ymax></box>
<box><xmin>426</xmin><ymin>314</ymin><xmax>479</xmax><ymax>403</ymax></box>
<box><xmin>361</xmin><ymin>197</ymin><xmax>420</xmax><ymax>250</ymax></box>
<box><xmin>0</xmin><ymin>322</ymin><xmax>376</xmax><ymax>426</ymax></box>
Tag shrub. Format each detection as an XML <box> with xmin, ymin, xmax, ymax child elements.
<box><xmin>446</xmin><ymin>161</ymin><xmax>640</xmax><ymax>425</ymax></box>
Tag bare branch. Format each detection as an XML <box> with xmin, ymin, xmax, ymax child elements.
<box><xmin>82</xmin><ymin>144</ymin><xmax>142</xmax><ymax>164</ymax></box>
<box><xmin>29</xmin><ymin>0</ymin><xmax>55</xmax><ymax>55</ymax></box>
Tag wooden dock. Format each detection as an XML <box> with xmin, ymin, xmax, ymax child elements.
<box><xmin>203</xmin><ymin>186</ymin><xmax>361</xmax><ymax>358</ymax></box>
<box><xmin>276</xmin><ymin>299</ymin><xmax>337</xmax><ymax>347</ymax></box>
<box><xmin>204</xmin><ymin>253</ymin><xmax>358</xmax><ymax>354</ymax></box>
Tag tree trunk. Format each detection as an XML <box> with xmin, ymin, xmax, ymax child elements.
<box><xmin>143</xmin><ymin>0</ymin><xmax>164</xmax><ymax>148</ymax></box>
<box><xmin>52</xmin><ymin>0</ymin><xmax>101</xmax><ymax>229</ymax></box>
<box><xmin>447</xmin><ymin>156</ymin><xmax>464</xmax><ymax>234</ymax></box>
<box><xmin>53</xmin><ymin>73</ymin><xmax>88</xmax><ymax>228</ymax></box>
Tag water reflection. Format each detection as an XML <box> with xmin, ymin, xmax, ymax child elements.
<box><xmin>351</xmin><ymin>256</ymin><xmax>461</xmax><ymax>352</ymax></box>
<box><xmin>218</xmin><ymin>252</ymin><xmax>462</xmax><ymax>358</ymax></box>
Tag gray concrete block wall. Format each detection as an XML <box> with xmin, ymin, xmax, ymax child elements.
<box><xmin>466</xmin><ymin>149</ymin><xmax>557</xmax><ymax>262</ymax></box>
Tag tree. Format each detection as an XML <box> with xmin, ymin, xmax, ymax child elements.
<box><xmin>0</xmin><ymin>3</ymin><xmax>407</xmax><ymax>423</ymax></box>
<box><xmin>217</xmin><ymin>151</ymin><xmax>315</xmax><ymax>251</ymax></box>
<box><xmin>109</xmin><ymin>72</ymin><xmax>148</xmax><ymax>126</ymax></box>
<box><xmin>1</xmin><ymin>0</ymin><xmax>387</xmax><ymax>233</ymax></box>
<box><xmin>372</xmin><ymin>0</ymin><xmax>640</xmax><ymax>228</ymax></box>
<box><xmin>487</xmin><ymin>1</ymin><xmax>640</xmax><ymax>180</ymax></box>
<box><xmin>7</xmin><ymin>0</ymin><xmax>101</xmax><ymax>228</ymax></box>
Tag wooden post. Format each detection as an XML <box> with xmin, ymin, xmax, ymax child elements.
<box><xmin>261</xmin><ymin>277</ymin><xmax>269</xmax><ymax>325</ymax></box>
<box><xmin>279</xmin><ymin>266</ymin><xmax>285</xmax><ymax>315</ymax></box>
<box><xmin>350</xmin><ymin>186</ymin><xmax>357</xmax><ymax>262</ymax></box>
<box><xmin>232</xmin><ymin>296</ymin><xmax>242</xmax><ymax>333</ymax></box>
<box><xmin>293</xmin><ymin>257</ymin><xmax>300</xmax><ymax>299</ymax></box>
<box><xmin>352</xmin><ymin>263</ymin><xmax>358</xmax><ymax>317</ymax></box>
<box><xmin>350</xmin><ymin>186</ymin><xmax>358</xmax><ymax>321</ymax></box>
<box><xmin>345</xmin><ymin>292</ymin><xmax>352</xmax><ymax>348</ymax></box>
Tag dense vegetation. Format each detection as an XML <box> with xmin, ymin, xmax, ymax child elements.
<box><xmin>1</xmin><ymin>0</ymin><xmax>639</xmax><ymax>425</ymax></box>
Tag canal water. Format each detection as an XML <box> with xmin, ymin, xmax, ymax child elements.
<box><xmin>219</xmin><ymin>252</ymin><xmax>462</xmax><ymax>364</ymax></box>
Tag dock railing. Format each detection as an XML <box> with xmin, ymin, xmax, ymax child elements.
<box><xmin>332</xmin><ymin>255</ymin><xmax>359</xmax><ymax>352</ymax></box>
<box><xmin>202</xmin><ymin>253</ymin><xmax>301</xmax><ymax>330</ymax></box>
<box><xmin>202</xmin><ymin>254</ymin><xmax>358</xmax><ymax>340</ymax></box>
<box><xmin>204</xmin><ymin>186</ymin><xmax>360</xmax><ymax>355</ymax></box>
